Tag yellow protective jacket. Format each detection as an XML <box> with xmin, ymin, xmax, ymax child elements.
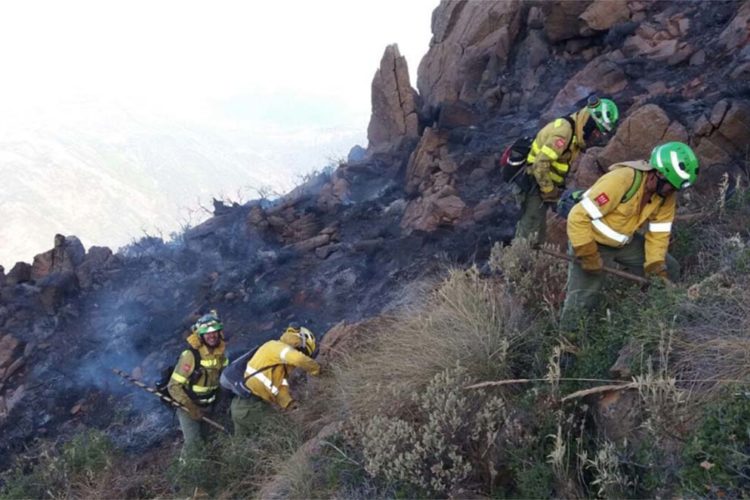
<box><xmin>242</xmin><ymin>338</ymin><xmax>320</xmax><ymax>409</ymax></box>
<box><xmin>526</xmin><ymin>110</ymin><xmax>590</xmax><ymax>194</ymax></box>
<box><xmin>567</xmin><ymin>161</ymin><xmax>677</xmax><ymax>271</ymax></box>
<box><xmin>167</xmin><ymin>332</ymin><xmax>228</xmax><ymax>408</ymax></box>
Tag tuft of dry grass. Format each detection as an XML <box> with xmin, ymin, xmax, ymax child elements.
<box><xmin>327</xmin><ymin>266</ymin><xmax>537</xmax><ymax>420</ymax></box>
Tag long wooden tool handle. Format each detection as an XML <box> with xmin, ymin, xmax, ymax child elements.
<box><xmin>536</xmin><ymin>247</ymin><xmax>650</xmax><ymax>285</ymax></box>
<box><xmin>112</xmin><ymin>368</ymin><xmax>228</xmax><ymax>433</ymax></box>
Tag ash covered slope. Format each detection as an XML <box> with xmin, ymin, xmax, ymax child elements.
<box><xmin>1</xmin><ymin>0</ymin><xmax>749</xmax><ymax>472</ymax></box>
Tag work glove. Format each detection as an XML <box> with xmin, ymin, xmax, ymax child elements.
<box><xmin>539</xmin><ymin>185</ymin><xmax>560</xmax><ymax>203</ymax></box>
<box><xmin>645</xmin><ymin>261</ymin><xmax>674</xmax><ymax>287</ymax></box>
<box><xmin>573</xmin><ymin>241</ymin><xmax>602</xmax><ymax>274</ymax></box>
<box><xmin>185</xmin><ymin>404</ymin><xmax>204</xmax><ymax>421</ymax></box>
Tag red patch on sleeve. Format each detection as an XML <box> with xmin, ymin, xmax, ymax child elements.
<box><xmin>181</xmin><ymin>363</ymin><xmax>192</xmax><ymax>372</ymax></box>
<box><xmin>554</xmin><ymin>138</ymin><xmax>566</xmax><ymax>148</ymax></box>
<box><xmin>595</xmin><ymin>193</ymin><xmax>610</xmax><ymax>206</ymax></box>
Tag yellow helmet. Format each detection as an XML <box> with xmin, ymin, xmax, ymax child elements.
<box><xmin>280</xmin><ymin>324</ymin><xmax>316</xmax><ymax>356</ymax></box>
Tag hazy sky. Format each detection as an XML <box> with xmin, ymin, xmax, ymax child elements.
<box><xmin>0</xmin><ymin>1</ymin><xmax>437</xmax><ymax>266</ymax></box>
<box><xmin>0</xmin><ymin>0</ymin><xmax>436</xmax><ymax>125</ymax></box>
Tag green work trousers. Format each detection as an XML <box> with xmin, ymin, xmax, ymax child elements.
<box><xmin>559</xmin><ymin>233</ymin><xmax>679</xmax><ymax>331</ymax></box>
<box><xmin>176</xmin><ymin>407</ymin><xmax>212</xmax><ymax>459</ymax></box>
<box><xmin>515</xmin><ymin>187</ymin><xmax>550</xmax><ymax>245</ymax></box>
<box><xmin>230</xmin><ymin>395</ymin><xmax>271</xmax><ymax>438</ymax></box>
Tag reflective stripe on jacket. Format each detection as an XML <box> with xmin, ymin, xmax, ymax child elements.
<box><xmin>243</xmin><ymin>340</ymin><xmax>320</xmax><ymax>409</ymax></box>
<box><xmin>167</xmin><ymin>333</ymin><xmax>228</xmax><ymax>407</ymax></box>
<box><xmin>567</xmin><ymin>165</ymin><xmax>676</xmax><ymax>270</ymax></box>
<box><xmin>526</xmin><ymin>116</ymin><xmax>582</xmax><ymax>193</ymax></box>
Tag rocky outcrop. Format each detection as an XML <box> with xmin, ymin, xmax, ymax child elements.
<box><xmin>547</xmin><ymin>54</ymin><xmax>627</xmax><ymax>118</ymax></box>
<box><xmin>541</xmin><ymin>0</ymin><xmax>591</xmax><ymax>43</ymax></box>
<box><xmin>367</xmin><ymin>44</ymin><xmax>420</xmax><ymax>152</ymax></box>
<box><xmin>595</xmin><ymin>104</ymin><xmax>688</xmax><ymax>169</ymax></box>
<box><xmin>579</xmin><ymin>0</ymin><xmax>630</xmax><ymax>33</ymax></box>
<box><xmin>692</xmin><ymin>99</ymin><xmax>750</xmax><ymax>167</ymax></box>
<box><xmin>417</xmin><ymin>0</ymin><xmax>523</xmax><ymax>111</ymax></box>
<box><xmin>5</xmin><ymin>263</ymin><xmax>31</xmax><ymax>286</ymax></box>
<box><xmin>30</xmin><ymin>234</ymin><xmax>85</xmax><ymax>282</ymax></box>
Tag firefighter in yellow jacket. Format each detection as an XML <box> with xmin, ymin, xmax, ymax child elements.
<box><xmin>515</xmin><ymin>97</ymin><xmax>619</xmax><ymax>244</ymax></box>
<box><xmin>223</xmin><ymin>324</ymin><xmax>320</xmax><ymax>437</ymax></box>
<box><xmin>559</xmin><ymin>142</ymin><xmax>699</xmax><ymax>331</ymax></box>
<box><xmin>167</xmin><ymin>312</ymin><xmax>228</xmax><ymax>456</ymax></box>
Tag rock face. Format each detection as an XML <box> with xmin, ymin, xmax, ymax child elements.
<box><xmin>595</xmin><ymin>104</ymin><xmax>688</xmax><ymax>169</ymax></box>
<box><xmin>367</xmin><ymin>44</ymin><xmax>420</xmax><ymax>151</ymax></box>
<box><xmin>417</xmin><ymin>0</ymin><xmax>523</xmax><ymax>111</ymax></box>
<box><xmin>692</xmin><ymin>99</ymin><xmax>750</xmax><ymax>167</ymax></box>
<box><xmin>30</xmin><ymin>234</ymin><xmax>85</xmax><ymax>281</ymax></box>
<box><xmin>547</xmin><ymin>54</ymin><xmax>627</xmax><ymax>118</ymax></box>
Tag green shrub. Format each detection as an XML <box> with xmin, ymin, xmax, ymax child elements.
<box><xmin>0</xmin><ymin>429</ymin><xmax>115</xmax><ymax>500</ymax></box>
<box><xmin>680</xmin><ymin>391</ymin><xmax>750</xmax><ymax>496</ymax></box>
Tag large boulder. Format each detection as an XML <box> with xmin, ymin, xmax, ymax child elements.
<box><xmin>367</xmin><ymin>44</ymin><xmax>420</xmax><ymax>151</ymax></box>
<box><xmin>30</xmin><ymin>234</ymin><xmax>85</xmax><ymax>281</ymax></box>
<box><xmin>719</xmin><ymin>0</ymin><xmax>750</xmax><ymax>51</ymax></box>
<box><xmin>76</xmin><ymin>246</ymin><xmax>117</xmax><ymax>290</ymax></box>
<box><xmin>401</xmin><ymin>189</ymin><xmax>468</xmax><ymax>233</ymax></box>
<box><xmin>579</xmin><ymin>0</ymin><xmax>630</xmax><ymax>34</ymax></box>
<box><xmin>542</xmin><ymin>0</ymin><xmax>591</xmax><ymax>43</ymax></box>
<box><xmin>692</xmin><ymin>99</ymin><xmax>750</xmax><ymax>167</ymax></box>
<box><xmin>595</xmin><ymin>104</ymin><xmax>688</xmax><ymax>169</ymax></box>
<box><xmin>6</xmin><ymin>263</ymin><xmax>31</xmax><ymax>286</ymax></box>
<box><xmin>547</xmin><ymin>54</ymin><xmax>627</xmax><ymax>118</ymax></box>
<box><xmin>417</xmin><ymin>0</ymin><xmax>523</xmax><ymax>110</ymax></box>
<box><xmin>405</xmin><ymin>127</ymin><xmax>452</xmax><ymax>195</ymax></box>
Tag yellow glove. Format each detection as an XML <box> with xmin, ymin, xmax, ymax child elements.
<box><xmin>644</xmin><ymin>261</ymin><xmax>668</xmax><ymax>279</ymax></box>
<box><xmin>645</xmin><ymin>261</ymin><xmax>674</xmax><ymax>287</ymax></box>
<box><xmin>540</xmin><ymin>185</ymin><xmax>561</xmax><ymax>202</ymax></box>
<box><xmin>573</xmin><ymin>241</ymin><xmax>602</xmax><ymax>274</ymax></box>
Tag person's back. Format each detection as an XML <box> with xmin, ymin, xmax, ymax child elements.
<box><xmin>515</xmin><ymin>96</ymin><xmax>619</xmax><ymax>244</ymax></box>
<box><xmin>227</xmin><ymin>324</ymin><xmax>320</xmax><ymax>437</ymax></box>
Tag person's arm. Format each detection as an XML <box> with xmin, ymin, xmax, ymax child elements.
<box><xmin>644</xmin><ymin>193</ymin><xmax>677</xmax><ymax>277</ymax></box>
<box><xmin>279</xmin><ymin>346</ymin><xmax>320</xmax><ymax>375</ymax></box>
<box><xmin>167</xmin><ymin>350</ymin><xmax>203</xmax><ymax>419</ymax></box>
<box><xmin>567</xmin><ymin>169</ymin><xmax>631</xmax><ymax>271</ymax></box>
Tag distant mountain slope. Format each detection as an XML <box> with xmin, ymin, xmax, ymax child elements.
<box><xmin>0</xmin><ymin>104</ymin><xmax>364</xmax><ymax>267</ymax></box>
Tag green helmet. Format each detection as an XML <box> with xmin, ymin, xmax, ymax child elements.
<box><xmin>649</xmin><ymin>141</ymin><xmax>699</xmax><ymax>190</ymax></box>
<box><xmin>587</xmin><ymin>97</ymin><xmax>619</xmax><ymax>133</ymax></box>
<box><xmin>194</xmin><ymin>312</ymin><xmax>223</xmax><ymax>335</ymax></box>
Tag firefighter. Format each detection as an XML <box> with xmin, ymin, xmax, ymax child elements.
<box><xmin>167</xmin><ymin>311</ymin><xmax>228</xmax><ymax>457</ymax></box>
<box><xmin>515</xmin><ymin>97</ymin><xmax>619</xmax><ymax>244</ymax></box>
<box><xmin>560</xmin><ymin>142</ymin><xmax>699</xmax><ymax>331</ymax></box>
<box><xmin>221</xmin><ymin>324</ymin><xmax>320</xmax><ymax>438</ymax></box>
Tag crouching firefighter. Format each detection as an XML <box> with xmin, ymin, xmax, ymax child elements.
<box><xmin>167</xmin><ymin>311</ymin><xmax>229</xmax><ymax>457</ymax></box>
<box><xmin>559</xmin><ymin>142</ymin><xmax>699</xmax><ymax>332</ymax></box>
<box><xmin>515</xmin><ymin>96</ymin><xmax>619</xmax><ymax>245</ymax></box>
<box><xmin>220</xmin><ymin>324</ymin><xmax>320</xmax><ymax>438</ymax></box>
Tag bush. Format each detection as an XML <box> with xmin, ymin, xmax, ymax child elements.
<box><xmin>355</xmin><ymin>366</ymin><xmax>506</xmax><ymax>497</ymax></box>
<box><xmin>489</xmin><ymin>238</ymin><xmax>568</xmax><ymax>318</ymax></box>
<box><xmin>0</xmin><ymin>429</ymin><xmax>115</xmax><ymax>500</ymax></box>
<box><xmin>680</xmin><ymin>391</ymin><xmax>750</xmax><ymax>496</ymax></box>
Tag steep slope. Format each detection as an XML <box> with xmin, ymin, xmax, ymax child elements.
<box><xmin>1</xmin><ymin>0</ymin><xmax>749</xmax><ymax>496</ymax></box>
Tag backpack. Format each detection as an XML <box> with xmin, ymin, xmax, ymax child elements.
<box><xmin>500</xmin><ymin>116</ymin><xmax>576</xmax><ymax>187</ymax></box>
<box><xmin>219</xmin><ymin>345</ymin><xmax>281</xmax><ymax>399</ymax></box>
<box><xmin>155</xmin><ymin>347</ymin><xmax>202</xmax><ymax>408</ymax></box>
<box><xmin>499</xmin><ymin>136</ymin><xmax>533</xmax><ymax>183</ymax></box>
<box><xmin>556</xmin><ymin>169</ymin><xmax>643</xmax><ymax>220</ymax></box>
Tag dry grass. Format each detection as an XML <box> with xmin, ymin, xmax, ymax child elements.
<box><xmin>489</xmin><ymin>238</ymin><xmax>568</xmax><ymax>318</ymax></box>
<box><xmin>326</xmin><ymin>267</ymin><xmax>537</xmax><ymax>420</ymax></box>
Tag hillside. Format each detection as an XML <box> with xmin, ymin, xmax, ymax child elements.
<box><xmin>1</xmin><ymin>0</ymin><xmax>749</xmax><ymax>498</ymax></box>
